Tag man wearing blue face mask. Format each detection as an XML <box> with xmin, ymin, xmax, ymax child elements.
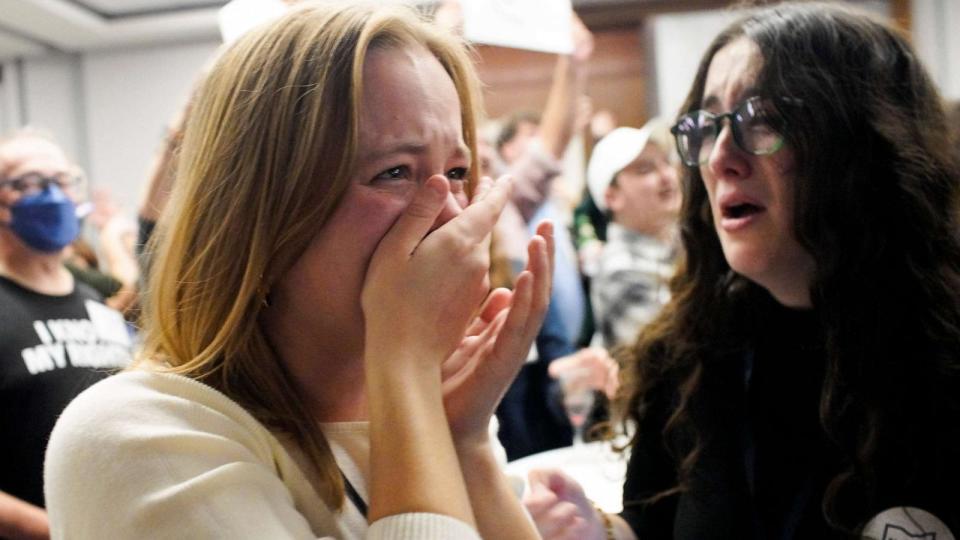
<box><xmin>0</xmin><ymin>131</ymin><xmax>133</xmax><ymax>539</ymax></box>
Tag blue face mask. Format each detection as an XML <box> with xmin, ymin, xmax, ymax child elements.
<box><xmin>8</xmin><ymin>184</ymin><xmax>80</xmax><ymax>252</ymax></box>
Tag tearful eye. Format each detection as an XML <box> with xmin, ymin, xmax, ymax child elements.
<box><xmin>373</xmin><ymin>165</ymin><xmax>411</xmax><ymax>182</ymax></box>
<box><xmin>446</xmin><ymin>167</ymin><xmax>469</xmax><ymax>182</ymax></box>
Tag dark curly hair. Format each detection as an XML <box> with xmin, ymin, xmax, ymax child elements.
<box><xmin>615</xmin><ymin>2</ymin><xmax>960</xmax><ymax>532</ymax></box>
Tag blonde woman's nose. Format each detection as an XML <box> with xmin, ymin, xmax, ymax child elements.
<box><xmin>428</xmin><ymin>174</ymin><xmax>463</xmax><ymax>232</ymax></box>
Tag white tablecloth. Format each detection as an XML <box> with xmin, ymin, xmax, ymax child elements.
<box><xmin>505</xmin><ymin>441</ymin><xmax>629</xmax><ymax>513</ymax></box>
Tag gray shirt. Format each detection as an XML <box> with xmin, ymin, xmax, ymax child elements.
<box><xmin>590</xmin><ymin>223</ymin><xmax>676</xmax><ymax>349</ymax></box>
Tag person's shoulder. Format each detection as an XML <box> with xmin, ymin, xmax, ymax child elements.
<box><xmin>0</xmin><ymin>273</ymin><xmax>16</xmax><ymax>291</ymax></box>
<box><xmin>0</xmin><ymin>273</ymin><xmax>40</xmax><ymax>299</ymax></box>
<box><xmin>45</xmin><ymin>370</ymin><xmax>283</xmax><ymax>506</ymax></box>
<box><xmin>72</xmin><ymin>277</ymin><xmax>107</xmax><ymax>302</ymax></box>
<box><xmin>46</xmin><ymin>369</ymin><xmax>284</xmax><ymax>482</ymax></box>
<box><xmin>47</xmin><ymin>371</ymin><xmax>174</xmax><ymax>446</ymax></box>
<box><xmin>67</xmin><ymin>263</ymin><xmax>122</xmax><ymax>299</ymax></box>
<box><xmin>0</xmin><ymin>272</ymin><xmax>104</xmax><ymax>304</ymax></box>
<box><xmin>51</xmin><ymin>369</ymin><xmax>270</xmax><ymax>442</ymax></box>
<box><xmin>44</xmin><ymin>369</ymin><xmax>320</xmax><ymax>538</ymax></box>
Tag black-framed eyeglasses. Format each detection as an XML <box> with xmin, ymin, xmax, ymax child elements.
<box><xmin>670</xmin><ymin>96</ymin><xmax>802</xmax><ymax>167</ymax></box>
<box><xmin>0</xmin><ymin>171</ymin><xmax>83</xmax><ymax>194</ymax></box>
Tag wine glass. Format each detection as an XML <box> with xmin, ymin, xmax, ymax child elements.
<box><xmin>559</xmin><ymin>367</ymin><xmax>596</xmax><ymax>448</ymax></box>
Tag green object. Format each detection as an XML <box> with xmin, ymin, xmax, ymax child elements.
<box><xmin>65</xmin><ymin>262</ymin><xmax>123</xmax><ymax>299</ymax></box>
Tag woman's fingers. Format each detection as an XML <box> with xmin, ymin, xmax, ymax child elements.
<box><xmin>374</xmin><ymin>175</ymin><xmax>450</xmax><ymax>259</ymax></box>
<box><xmin>449</xmin><ymin>280</ymin><xmax>526</xmax><ymax>402</ymax></box>
<box><xmin>522</xmin><ymin>223</ymin><xmax>554</xmax><ymax>338</ymax></box>
<box><xmin>445</xmin><ymin>174</ymin><xmax>512</xmax><ymax>246</ymax></box>
<box><xmin>482</xmin><ymin>270</ymin><xmax>535</xmax><ymax>381</ymax></box>
<box><xmin>476</xmin><ymin>287</ymin><xmax>513</xmax><ymax>326</ymax></box>
<box><xmin>454</xmin><ymin>227</ymin><xmax>552</xmax><ymax>398</ymax></box>
<box><xmin>469</xmin><ymin>174</ymin><xmax>494</xmax><ymax>203</ymax></box>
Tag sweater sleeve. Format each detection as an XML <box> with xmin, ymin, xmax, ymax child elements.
<box><xmin>368</xmin><ymin>513</ymin><xmax>480</xmax><ymax>540</ymax></box>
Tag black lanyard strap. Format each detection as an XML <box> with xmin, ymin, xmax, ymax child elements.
<box><xmin>341</xmin><ymin>470</ymin><xmax>368</xmax><ymax>518</ymax></box>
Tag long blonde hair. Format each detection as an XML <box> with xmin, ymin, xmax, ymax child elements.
<box><xmin>140</xmin><ymin>1</ymin><xmax>483</xmax><ymax>508</ymax></box>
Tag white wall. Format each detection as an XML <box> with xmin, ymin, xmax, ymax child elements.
<box><xmin>21</xmin><ymin>53</ymin><xmax>85</xmax><ymax>168</ymax></box>
<box><xmin>649</xmin><ymin>9</ymin><xmax>739</xmax><ymax>119</ymax></box>
<box><xmin>912</xmin><ymin>0</ymin><xmax>960</xmax><ymax>100</ymax></box>
<box><xmin>81</xmin><ymin>40</ymin><xmax>219</xmax><ymax>214</ymax></box>
<box><xmin>9</xmin><ymin>39</ymin><xmax>218</xmax><ymax>215</ymax></box>
<box><xmin>8</xmin><ymin>41</ymin><xmax>219</xmax><ymax>217</ymax></box>
<box><xmin>648</xmin><ymin>1</ymin><xmax>896</xmax><ymax>119</ymax></box>
<box><xmin>0</xmin><ymin>61</ymin><xmax>22</xmax><ymax>134</ymax></box>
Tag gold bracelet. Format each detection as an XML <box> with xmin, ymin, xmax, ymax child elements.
<box><xmin>592</xmin><ymin>501</ymin><xmax>615</xmax><ymax>540</ymax></box>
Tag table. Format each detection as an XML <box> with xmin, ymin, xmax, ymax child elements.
<box><xmin>504</xmin><ymin>440</ymin><xmax>629</xmax><ymax>513</ymax></box>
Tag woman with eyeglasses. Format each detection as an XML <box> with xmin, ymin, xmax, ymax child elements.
<box><xmin>524</xmin><ymin>3</ymin><xmax>960</xmax><ymax>539</ymax></box>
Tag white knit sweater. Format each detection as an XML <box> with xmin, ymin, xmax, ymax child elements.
<box><xmin>44</xmin><ymin>370</ymin><xmax>480</xmax><ymax>540</ymax></box>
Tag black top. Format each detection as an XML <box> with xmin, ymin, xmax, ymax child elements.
<box><xmin>619</xmin><ymin>297</ymin><xmax>959</xmax><ymax>538</ymax></box>
<box><xmin>496</xmin><ymin>301</ymin><xmax>574</xmax><ymax>461</ymax></box>
<box><xmin>0</xmin><ymin>276</ymin><xmax>133</xmax><ymax>507</ymax></box>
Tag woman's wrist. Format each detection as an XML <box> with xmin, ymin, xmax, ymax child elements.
<box><xmin>454</xmin><ymin>437</ymin><xmax>496</xmax><ymax>464</ymax></box>
<box><xmin>364</xmin><ymin>346</ymin><xmax>443</xmax><ymax>378</ymax></box>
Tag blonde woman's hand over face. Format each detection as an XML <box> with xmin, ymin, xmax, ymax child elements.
<box><xmin>524</xmin><ymin>469</ymin><xmax>606</xmax><ymax>540</ymax></box>
<box><xmin>441</xmin><ymin>218</ymin><xmax>555</xmax><ymax>448</ymax></box>
<box><xmin>362</xmin><ymin>174</ymin><xmax>512</xmax><ymax>372</ymax></box>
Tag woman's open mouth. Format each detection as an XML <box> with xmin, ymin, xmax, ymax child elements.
<box><xmin>723</xmin><ymin>202</ymin><xmax>763</xmax><ymax>219</ymax></box>
<box><xmin>719</xmin><ymin>198</ymin><xmax>766</xmax><ymax>230</ymax></box>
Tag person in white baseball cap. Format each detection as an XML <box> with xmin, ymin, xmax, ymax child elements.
<box><xmin>585</xmin><ymin>117</ymin><xmax>681</xmax><ymax>349</ymax></box>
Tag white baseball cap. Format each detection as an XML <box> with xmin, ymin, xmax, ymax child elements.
<box><xmin>587</xmin><ymin>118</ymin><xmax>672</xmax><ymax>211</ymax></box>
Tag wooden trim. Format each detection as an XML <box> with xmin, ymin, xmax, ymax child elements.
<box><xmin>576</xmin><ymin>0</ymin><xmax>733</xmax><ymax>30</ymax></box>
<box><xmin>889</xmin><ymin>0</ymin><xmax>912</xmax><ymax>37</ymax></box>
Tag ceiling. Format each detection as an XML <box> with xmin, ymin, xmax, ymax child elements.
<box><xmin>0</xmin><ymin>0</ymin><xmax>226</xmax><ymax>59</ymax></box>
<box><xmin>0</xmin><ymin>0</ymin><xmax>747</xmax><ymax>60</ymax></box>
<box><xmin>1</xmin><ymin>0</ymin><xmax>895</xmax><ymax>61</ymax></box>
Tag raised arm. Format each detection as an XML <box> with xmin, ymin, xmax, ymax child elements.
<box><xmin>509</xmin><ymin>12</ymin><xmax>594</xmax><ymax>223</ymax></box>
<box><xmin>537</xmin><ymin>12</ymin><xmax>593</xmax><ymax>161</ymax></box>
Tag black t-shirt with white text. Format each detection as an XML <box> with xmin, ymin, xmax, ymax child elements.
<box><xmin>0</xmin><ymin>275</ymin><xmax>133</xmax><ymax>507</ymax></box>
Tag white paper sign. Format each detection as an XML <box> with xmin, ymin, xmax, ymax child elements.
<box><xmin>461</xmin><ymin>0</ymin><xmax>574</xmax><ymax>54</ymax></box>
<box><xmin>218</xmin><ymin>0</ymin><xmax>289</xmax><ymax>44</ymax></box>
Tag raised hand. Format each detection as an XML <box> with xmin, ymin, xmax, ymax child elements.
<box><xmin>441</xmin><ymin>218</ymin><xmax>554</xmax><ymax>448</ymax></box>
